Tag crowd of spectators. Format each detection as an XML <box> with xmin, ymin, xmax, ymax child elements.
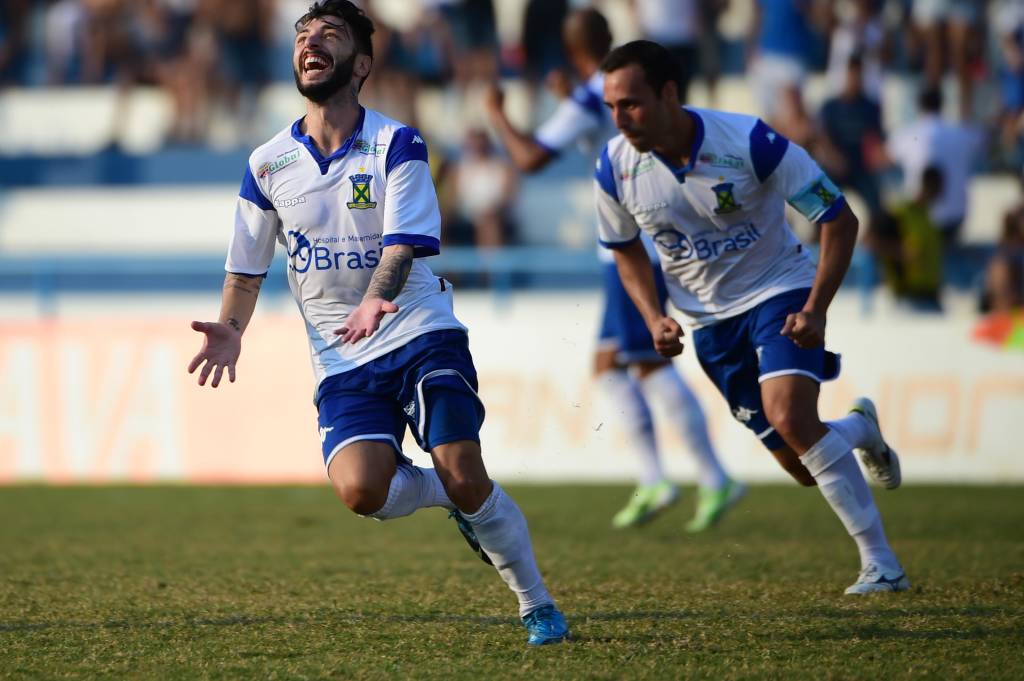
<box><xmin>2</xmin><ymin>0</ymin><xmax>1024</xmax><ymax>315</ymax></box>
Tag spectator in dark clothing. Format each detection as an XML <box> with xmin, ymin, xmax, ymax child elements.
<box><xmin>982</xmin><ymin>185</ymin><xmax>1024</xmax><ymax>313</ymax></box>
<box><xmin>521</xmin><ymin>0</ymin><xmax>569</xmax><ymax>84</ymax></box>
<box><xmin>817</xmin><ymin>54</ymin><xmax>885</xmax><ymax>222</ymax></box>
<box><xmin>870</xmin><ymin>165</ymin><xmax>945</xmax><ymax>312</ymax></box>
<box><xmin>0</xmin><ymin>0</ymin><xmax>32</xmax><ymax>86</ymax></box>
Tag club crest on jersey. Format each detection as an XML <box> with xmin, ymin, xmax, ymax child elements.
<box><xmin>711</xmin><ymin>182</ymin><xmax>742</xmax><ymax>215</ymax></box>
<box><xmin>346</xmin><ymin>174</ymin><xmax>377</xmax><ymax>210</ymax></box>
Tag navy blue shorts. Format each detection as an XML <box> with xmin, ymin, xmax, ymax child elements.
<box><xmin>598</xmin><ymin>261</ymin><xmax>670</xmax><ymax>363</ymax></box>
<box><xmin>692</xmin><ymin>288</ymin><xmax>841</xmax><ymax>451</ymax></box>
<box><xmin>314</xmin><ymin>329</ymin><xmax>485</xmax><ymax>468</ymax></box>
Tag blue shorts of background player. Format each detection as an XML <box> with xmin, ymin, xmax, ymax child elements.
<box><xmin>692</xmin><ymin>288</ymin><xmax>841</xmax><ymax>451</ymax></box>
<box><xmin>316</xmin><ymin>329</ymin><xmax>485</xmax><ymax>467</ymax></box>
<box><xmin>598</xmin><ymin>261</ymin><xmax>670</xmax><ymax>363</ymax></box>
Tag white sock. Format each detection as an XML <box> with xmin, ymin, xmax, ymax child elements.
<box><xmin>638</xmin><ymin>365</ymin><xmax>729</xmax><ymax>490</ymax></box>
<box><xmin>800</xmin><ymin>430</ymin><xmax>897</xmax><ymax>570</ymax></box>
<box><xmin>597</xmin><ymin>368</ymin><xmax>664</xmax><ymax>486</ymax></box>
<box><xmin>464</xmin><ymin>483</ymin><xmax>554</xmax><ymax>617</ymax></box>
<box><xmin>825</xmin><ymin>413</ymin><xmax>875</xmax><ymax>450</ymax></box>
<box><xmin>367</xmin><ymin>464</ymin><xmax>454</xmax><ymax>520</ymax></box>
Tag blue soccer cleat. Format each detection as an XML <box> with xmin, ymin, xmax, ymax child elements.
<box><xmin>522</xmin><ymin>604</ymin><xmax>570</xmax><ymax>645</ymax></box>
<box><xmin>448</xmin><ymin>510</ymin><xmax>493</xmax><ymax>565</ymax></box>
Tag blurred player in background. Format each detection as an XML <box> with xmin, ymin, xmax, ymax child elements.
<box><xmin>485</xmin><ymin>7</ymin><xmax>743</xmax><ymax>533</ymax></box>
<box><xmin>596</xmin><ymin>40</ymin><xmax>908</xmax><ymax>594</ymax></box>
<box><xmin>187</xmin><ymin>0</ymin><xmax>569</xmax><ymax>645</ymax></box>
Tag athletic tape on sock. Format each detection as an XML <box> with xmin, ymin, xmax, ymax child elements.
<box><xmin>799</xmin><ymin>429</ymin><xmax>852</xmax><ymax>477</ymax></box>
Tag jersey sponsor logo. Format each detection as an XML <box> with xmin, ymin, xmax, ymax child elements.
<box><xmin>275</xmin><ymin>196</ymin><xmax>307</xmax><ymax>209</ymax></box>
<box><xmin>353</xmin><ymin>138</ymin><xmax>387</xmax><ymax>156</ymax></box>
<box><xmin>711</xmin><ymin>182</ymin><xmax>742</xmax><ymax>215</ymax></box>
<box><xmin>635</xmin><ymin>201</ymin><xmax>668</xmax><ymax>214</ymax></box>
<box><xmin>698</xmin><ymin>152</ymin><xmax>744</xmax><ymax>169</ymax></box>
<box><xmin>287</xmin><ymin>230</ymin><xmax>382</xmax><ymax>273</ymax></box>
<box><xmin>346</xmin><ymin>173</ymin><xmax>378</xmax><ymax>210</ymax></box>
<box><xmin>620</xmin><ymin>157</ymin><xmax>655</xmax><ymax>181</ymax></box>
<box><xmin>258</xmin><ymin>148</ymin><xmax>301</xmax><ymax>178</ymax></box>
<box><xmin>652</xmin><ymin>223</ymin><xmax>762</xmax><ymax>262</ymax></box>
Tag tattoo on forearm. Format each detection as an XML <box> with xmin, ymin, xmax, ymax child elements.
<box><xmin>365</xmin><ymin>250</ymin><xmax>413</xmax><ymax>301</ymax></box>
<box><xmin>223</xmin><ymin>274</ymin><xmax>263</xmax><ymax>297</ymax></box>
<box><xmin>226</xmin><ymin>318</ymin><xmax>241</xmax><ymax>332</ymax></box>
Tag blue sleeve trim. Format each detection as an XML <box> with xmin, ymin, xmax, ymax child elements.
<box><xmin>239</xmin><ymin>165</ymin><xmax>274</xmax><ymax>211</ymax></box>
<box><xmin>816</xmin><ymin>195</ymin><xmax>847</xmax><ymax>224</ymax></box>
<box><xmin>595</xmin><ymin>144</ymin><xmax>619</xmax><ymax>202</ymax></box>
<box><xmin>385</xmin><ymin>127</ymin><xmax>430</xmax><ymax>177</ymax></box>
<box><xmin>382</xmin><ymin>233</ymin><xmax>441</xmax><ymax>258</ymax></box>
<box><xmin>749</xmin><ymin>119</ymin><xmax>790</xmax><ymax>183</ymax></box>
<box><xmin>599</xmin><ymin>233</ymin><xmax>640</xmax><ymax>250</ymax></box>
<box><xmin>571</xmin><ymin>83</ymin><xmax>605</xmax><ymax>121</ymax></box>
<box><xmin>226</xmin><ymin>270</ymin><xmax>268</xmax><ymax>279</ymax></box>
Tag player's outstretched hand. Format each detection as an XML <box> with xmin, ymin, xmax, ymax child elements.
<box><xmin>651</xmin><ymin>316</ymin><xmax>685</xmax><ymax>357</ymax></box>
<box><xmin>188</xmin><ymin>321</ymin><xmax>241</xmax><ymax>388</ymax></box>
<box><xmin>781</xmin><ymin>310</ymin><xmax>826</xmax><ymax>348</ymax></box>
<box><xmin>335</xmin><ymin>297</ymin><xmax>399</xmax><ymax>344</ymax></box>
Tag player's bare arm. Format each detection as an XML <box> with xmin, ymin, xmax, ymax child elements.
<box><xmin>613</xmin><ymin>238</ymin><xmax>684</xmax><ymax>357</ymax></box>
<box><xmin>188</xmin><ymin>272</ymin><xmax>263</xmax><ymax>387</ymax></box>
<box><xmin>336</xmin><ymin>243</ymin><xmax>413</xmax><ymax>344</ymax></box>
<box><xmin>484</xmin><ymin>85</ymin><xmax>554</xmax><ymax>173</ymax></box>
<box><xmin>782</xmin><ymin>202</ymin><xmax>860</xmax><ymax>348</ymax></box>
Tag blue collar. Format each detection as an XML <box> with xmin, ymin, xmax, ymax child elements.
<box><xmin>291</xmin><ymin>107</ymin><xmax>366</xmax><ymax>175</ymax></box>
<box><xmin>652</xmin><ymin>107</ymin><xmax>705</xmax><ymax>184</ymax></box>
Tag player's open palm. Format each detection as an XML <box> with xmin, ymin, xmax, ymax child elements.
<box><xmin>188</xmin><ymin>321</ymin><xmax>241</xmax><ymax>387</ymax></box>
<box><xmin>336</xmin><ymin>297</ymin><xmax>399</xmax><ymax>344</ymax></box>
<box><xmin>651</xmin><ymin>316</ymin><xmax>685</xmax><ymax>357</ymax></box>
<box><xmin>781</xmin><ymin>310</ymin><xmax>826</xmax><ymax>348</ymax></box>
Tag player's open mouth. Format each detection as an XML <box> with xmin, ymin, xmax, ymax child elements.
<box><xmin>302</xmin><ymin>51</ymin><xmax>332</xmax><ymax>75</ymax></box>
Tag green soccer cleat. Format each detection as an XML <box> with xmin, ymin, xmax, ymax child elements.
<box><xmin>611</xmin><ymin>480</ymin><xmax>680</xmax><ymax>528</ymax></box>
<box><xmin>685</xmin><ymin>479</ymin><xmax>747</xmax><ymax>533</ymax></box>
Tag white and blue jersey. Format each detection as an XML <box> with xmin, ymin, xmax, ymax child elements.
<box><xmin>227</xmin><ymin>107</ymin><xmax>466</xmax><ymax>390</ymax></box>
<box><xmin>596</xmin><ymin>107</ymin><xmax>846</xmax><ymax>449</ymax></box>
<box><xmin>535</xmin><ymin>71</ymin><xmax>615</xmax><ymax>163</ymax></box>
<box><xmin>595</xmin><ymin>107</ymin><xmax>845</xmax><ymax>328</ymax></box>
<box><xmin>536</xmin><ymin>71</ymin><xmax>659</xmax><ymax>265</ymax></box>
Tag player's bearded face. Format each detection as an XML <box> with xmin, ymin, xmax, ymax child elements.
<box><xmin>294</xmin><ymin>51</ymin><xmax>357</xmax><ymax>103</ymax></box>
<box><xmin>293</xmin><ymin>19</ymin><xmax>359</xmax><ymax>104</ymax></box>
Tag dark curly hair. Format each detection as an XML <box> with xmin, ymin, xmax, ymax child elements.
<box><xmin>295</xmin><ymin>0</ymin><xmax>375</xmax><ymax>60</ymax></box>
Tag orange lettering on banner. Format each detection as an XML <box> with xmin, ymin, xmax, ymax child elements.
<box><xmin>897</xmin><ymin>376</ymin><xmax>958</xmax><ymax>455</ymax></box>
<box><xmin>966</xmin><ymin>376</ymin><xmax>1024</xmax><ymax>454</ymax></box>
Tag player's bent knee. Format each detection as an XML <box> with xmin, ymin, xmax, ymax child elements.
<box><xmin>334</xmin><ymin>480</ymin><xmax>389</xmax><ymax>516</ymax></box>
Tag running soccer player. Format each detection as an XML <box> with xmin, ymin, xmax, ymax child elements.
<box><xmin>594</xmin><ymin>40</ymin><xmax>908</xmax><ymax>594</ymax></box>
<box><xmin>187</xmin><ymin>1</ymin><xmax>569</xmax><ymax>644</ymax></box>
<box><xmin>484</xmin><ymin>8</ymin><xmax>743</xmax><ymax>532</ymax></box>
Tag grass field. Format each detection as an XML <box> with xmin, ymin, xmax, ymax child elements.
<box><xmin>1</xmin><ymin>485</ymin><xmax>1022</xmax><ymax>680</ymax></box>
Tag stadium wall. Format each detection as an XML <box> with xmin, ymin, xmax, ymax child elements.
<box><xmin>0</xmin><ymin>292</ymin><xmax>1020</xmax><ymax>484</ymax></box>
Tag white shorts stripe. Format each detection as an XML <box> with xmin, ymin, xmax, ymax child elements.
<box><xmin>324</xmin><ymin>433</ymin><xmax>403</xmax><ymax>469</ymax></box>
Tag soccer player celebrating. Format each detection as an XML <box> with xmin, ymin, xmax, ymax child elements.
<box><xmin>187</xmin><ymin>1</ymin><xmax>569</xmax><ymax>644</ymax></box>
<box><xmin>594</xmin><ymin>41</ymin><xmax>908</xmax><ymax>594</ymax></box>
<box><xmin>484</xmin><ymin>8</ymin><xmax>744</xmax><ymax>532</ymax></box>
